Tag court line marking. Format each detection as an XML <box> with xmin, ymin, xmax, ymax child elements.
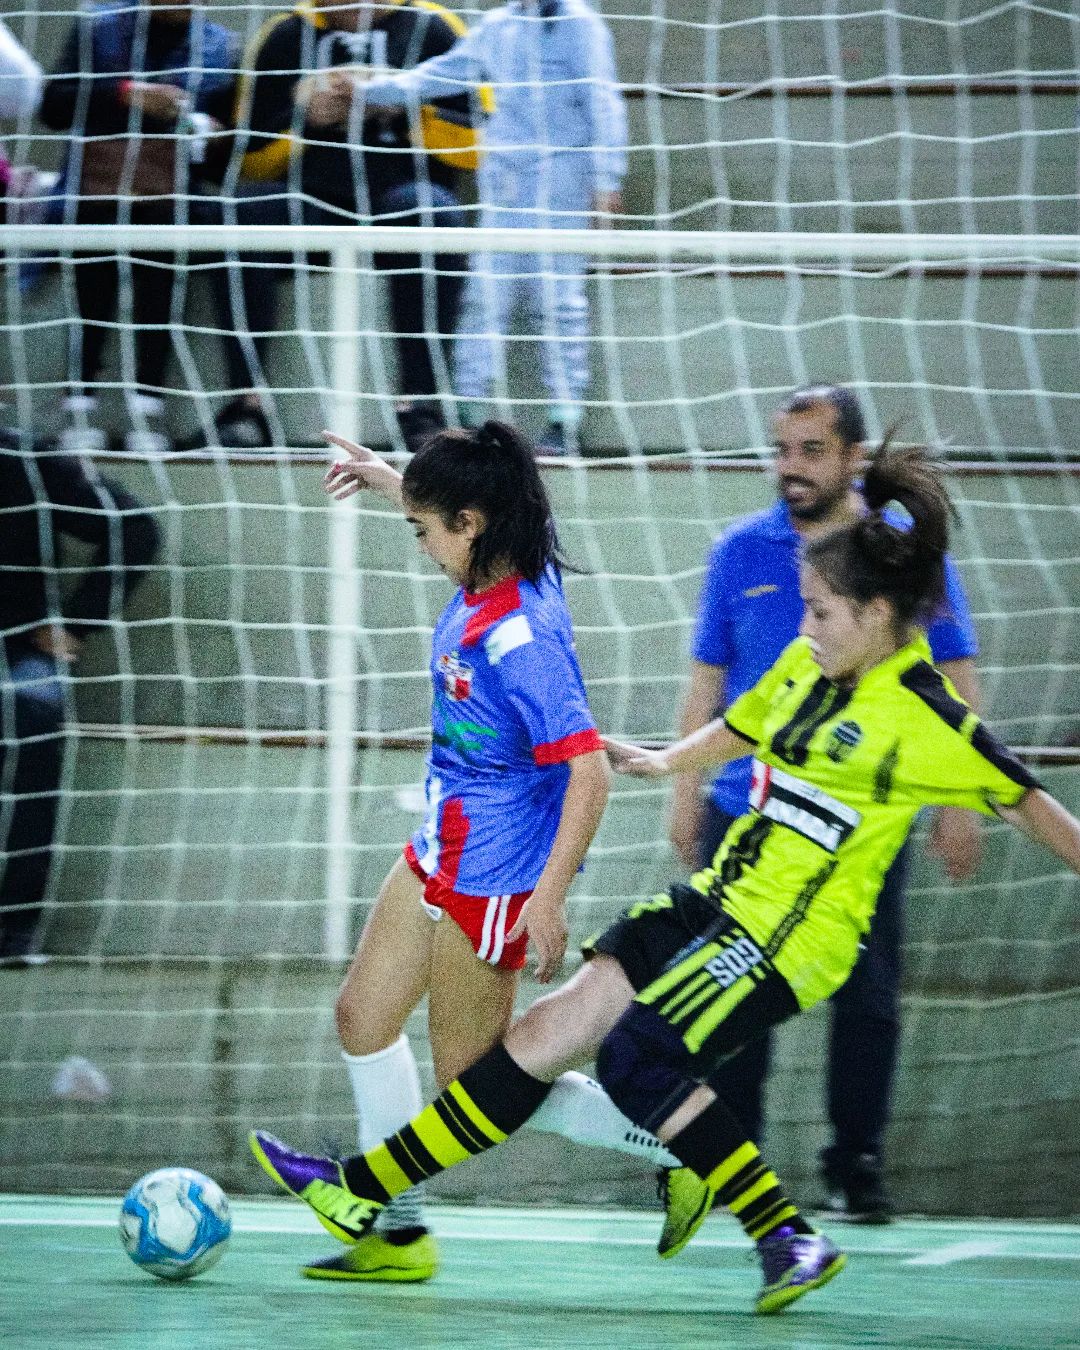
<box><xmin>1</xmin><ymin>1205</ymin><xmax>1078</xmax><ymax>1261</ymax></box>
<box><xmin>905</xmin><ymin>1240</ymin><xmax>1006</xmax><ymax>1265</ymax></box>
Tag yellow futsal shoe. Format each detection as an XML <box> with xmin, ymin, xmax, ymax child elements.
<box><xmin>657</xmin><ymin>1166</ymin><xmax>715</xmax><ymax>1259</ymax></box>
<box><xmin>248</xmin><ymin>1130</ymin><xmax>382</xmax><ymax>1244</ymax></box>
<box><xmin>302</xmin><ymin>1230</ymin><xmax>440</xmax><ymax>1282</ymax></box>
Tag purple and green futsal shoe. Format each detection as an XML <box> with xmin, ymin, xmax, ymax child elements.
<box><xmin>755</xmin><ymin>1225</ymin><xmax>847</xmax><ymax>1314</ymax></box>
<box><xmin>248</xmin><ymin>1130</ymin><xmax>382</xmax><ymax>1244</ymax></box>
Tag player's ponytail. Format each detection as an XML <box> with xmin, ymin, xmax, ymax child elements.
<box><xmin>401</xmin><ymin>421</ymin><xmax>566</xmax><ymax>589</ymax></box>
<box><xmin>804</xmin><ymin>442</ymin><xmax>954</xmax><ymax>629</ymax></box>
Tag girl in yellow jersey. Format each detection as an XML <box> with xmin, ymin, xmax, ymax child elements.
<box><xmin>251</xmin><ymin>446</ymin><xmax>1080</xmax><ymax>1314</ymax></box>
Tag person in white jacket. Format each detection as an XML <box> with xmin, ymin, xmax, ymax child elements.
<box><xmin>0</xmin><ymin>19</ymin><xmax>43</xmax><ymax>120</ymax></box>
<box><xmin>0</xmin><ymin>17</ymin><xmax>44</xmax><ymax>221</ymax></box>
<box><xmin>359</xmin><ymin>0</ymin><xmax>628</xmax><ymax>453</ymax></box>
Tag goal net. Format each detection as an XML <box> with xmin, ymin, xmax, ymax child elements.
<box><xmin>0</xmin><ymin>1</ymin><xmax>1076</xmax><ymax>1218</ymax></box>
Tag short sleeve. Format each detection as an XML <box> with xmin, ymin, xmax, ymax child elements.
<box><xmin>490</xmin><ymin>616</ymin><xmax>602</xmax><ymax>767</ymax></box>
<box><xmin>724</xmin><ymin>639</ymin><xmax>808</xmax><ymax>746</ymax></box>
<box><xmin>912</xmin><ymin>721</ymin><xmax>1040</xmax><ymax>816</ymax></box>
<box><xmin>691</xmin><ymin>536</ymin><xmax>735</xmax><ymax>668</ymax></box>
<box><xmin>898</xmin><ymin>663</ymin><xmax>1041</xmax><ymax>814</ymax></box>
<box><xmin>925</xmin><ymin>555</ymin><xmax>979</xmax><ymax>663</ymax></box>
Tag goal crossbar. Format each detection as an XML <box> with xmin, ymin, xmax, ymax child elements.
<box><xmin>3</xmin><ymin>224</ymin><xmax>1079</xmax><ymax>266</ymax></box>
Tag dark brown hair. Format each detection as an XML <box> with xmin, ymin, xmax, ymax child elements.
<box><xmin>804</xmin><ymin>444</ymin><xmax>954</xmax><ymax>627</ymax></box>
<box><xmin>402</xmin><ymin>421</ymin><xmax>564</xmax><ymax>589</ymax></box>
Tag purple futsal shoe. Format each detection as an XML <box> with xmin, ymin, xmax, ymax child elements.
<box><xmin>755</xmin><ymin>1225</ymin><xmax>847</xmax><ymax>1314</ymax></box>
<box><xmin>248</xmin><ymin>1130</ymin><xmax>382</xmax><ymax>1244</ymax></box>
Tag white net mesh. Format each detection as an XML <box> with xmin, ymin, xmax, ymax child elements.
<box><xmin>0</xmin><ymin>2</ymin><xmax>1077</xmax><ymax>1215</ymax></box>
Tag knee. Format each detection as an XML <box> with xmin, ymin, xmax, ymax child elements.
<box><xmin>334</xmin><ymin>986</ymin><xmax>400</xmax><ymax>1056</ymax></box>
<box><xmin>594</xmin><ymin>1020</ymin><xmax>640</xmax><ymax>1118</ymax></box>
<box><xmin>595</xmin><ymin>1002</ymin><xmax>685</xmax><ymax>1123</ymax></box>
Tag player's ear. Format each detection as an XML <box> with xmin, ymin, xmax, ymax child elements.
<box><xmin>864</xmin><ymin>594</ymin><xmax>895</xmax><ymax>631</ymax></box>
<box><xmin>454</xmin><ymin>507</ymin><xmax>487</xmax><ymax>540</ymax></box>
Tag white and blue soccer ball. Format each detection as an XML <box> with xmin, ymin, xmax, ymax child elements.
<box><xmin>119</xmin><ymin>1167</ymin><xmax>232</xmax><ymax>1281</ymax></box>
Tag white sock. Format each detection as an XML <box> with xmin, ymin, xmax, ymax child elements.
<box><xmin>343</xmin><ymin>1035</ymin><xmax>426</xmax><ymax>1234</ymax></box>
<box><xmin>526</xmin><ymin>1070</ymin><xmax>680</xmax><ymax>1168</ymax></box>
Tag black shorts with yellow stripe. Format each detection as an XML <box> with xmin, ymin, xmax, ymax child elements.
<box><xmin>583</xmin><ymin>885</ymin><xmax>799</xmax><ymax>1067</ymax></box>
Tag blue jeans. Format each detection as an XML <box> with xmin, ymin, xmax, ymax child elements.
<box><xmin>699</xmin><ymin>800</ymin><xmax>906</xmax><ymax>1163</ymax></box>
<box><xmin>0</xmin><ymin>646</ymin><xmax>66</xmax><ymax>954</ymax></box>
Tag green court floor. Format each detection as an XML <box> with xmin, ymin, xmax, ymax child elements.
<box><xmin>1</xmin><ymin>1198</ymin><xmax>1077</xmax><ymax>1349</ymax></box>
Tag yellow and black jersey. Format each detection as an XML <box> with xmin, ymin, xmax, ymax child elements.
<box><xmin>234</xmin><ymin>0</ymin><xmax>488</xmax><ymax>192</ymax></box>
<box><xmin>687</xmin><ymin>636</ymin><xmax>1040</xmax><ymax>1008</ymax></box>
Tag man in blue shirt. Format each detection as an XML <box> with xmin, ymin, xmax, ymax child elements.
<box><xmin>670</xmin><ymin>385</ymin><xmax>983</xmax><ymax>1222</ymax></box>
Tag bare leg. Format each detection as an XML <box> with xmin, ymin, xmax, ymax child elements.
<box><xmin>333</xmin><ymin>856</ymin><xmax>436</xmax><ymax>1245</ymax></box>
<box><xmin>505</xmin><ymin>955</ymin><xmax>635</xmax><ymax>1080</ymax></box>
<box><xmin>427</xmin><ymin>914</ymin><xmax>519</xmax><ymax>1090</ymax></box>
<box><xmin>336</xmin><ymin>855</ymin><xmax>434</xmax><ymax>1054</ymax></box>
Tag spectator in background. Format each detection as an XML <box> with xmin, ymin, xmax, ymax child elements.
<box><xmin>0</xmin><ymin>429</ymin><xmax>160</xmax><ymax>963</ymax></box>
<box><xmin>38</xmin><ymin>0</ymin><xmax>237</xmax><ymax>455</ymax></box>
<box><xmin>357</xmin><ymin>0</ymin><xmax>628</xmax><ymax>454</ymax></box>
<box><xmin>669</xmin><ymin>385</ymin><xmax>983</xmax><ymax>1222</ymax></box>
<box><xmin>0</xmin><ymin>16</ymin><xmax>44</xmax><ymax>221</ymax></box>
<box><xmin>188</xmin><ymin>0</ymin><xmax>483</xmax><ymax>454</ymax></box>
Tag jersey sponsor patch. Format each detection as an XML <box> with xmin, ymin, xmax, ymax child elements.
<box><xmin>484</xmin><ymin>613</ymin><xmax>533</xmax><ymax>665</ymax></box>
<box><xmin>749</xmin><ymin>759</ymin><xmax>861</xmax><ymax>853</ymax></box>
<box><xmin>438</xmin><ymin>651</ymin><xmax>473</xmax><ymax>702</ymax></box>
<box><xmin>825</xmin><ymin>719</ymin><xmax>863</xmax><ymax>763</ymax></box>
<box><xmin>704</xmin><ymin>934</ymin><xmax>765</xmax><ymax>988</ymax></box>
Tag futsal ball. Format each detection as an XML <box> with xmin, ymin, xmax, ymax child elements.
<box><xmin>119</xmin><ymin>1167</ymin><xmax>232</xmax><ymax>1280</ymax></box>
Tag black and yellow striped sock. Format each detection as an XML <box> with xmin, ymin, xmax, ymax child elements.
<box><xmin>342</xmin><ymin>1043</ymin><xmax>551</xmax><ymax>1202</ymax></box>
<box><xmin>669</xmin><ymin>1097</ymin><xmax>811</xmax><ymax>1241</ymax></box>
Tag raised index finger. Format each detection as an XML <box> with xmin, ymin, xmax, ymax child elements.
<box><xmin>322</xmin><ymin>430</ymin><xmax>372</xmax><ymax>461</ymax></box>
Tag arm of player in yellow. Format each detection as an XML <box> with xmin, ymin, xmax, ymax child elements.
<box><xmin>996</xmin><ymin>788</ymin><xmax>1080</xmax><ymax>875</ymax></box>
<box><xmin>928</xmin><ymin>657</ymin><xmax>985</xmax><ymax>882</ymax></box>
<box><xmin>605</xmin><ymin>718</ymin><xmax>749</xmax><ymax>779</ymax></box>
<box><xmin>669</xmin><ymin>659</ymin><xmax>725</xmax><ymax>865</ymax></box>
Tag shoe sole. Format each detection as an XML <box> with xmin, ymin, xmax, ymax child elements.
<box><xmin>301</xmin><ymin>1262</ymin><xmax>438</xmax><ymax>1282</ymax></box>
<box><xmin>247</xmin><ymin>1132</ymin><xmax>363</xmax><ymax>1246</ymax></box>
<box><xmin>658</xmin><ymin>1191</ymin><xmax>714</xmax><ymax>1260</ymax></box>
<box><xmin>755</xmin><ymin>1251</ymin><xmax>847</xmax><ymax>1315</ymax></box>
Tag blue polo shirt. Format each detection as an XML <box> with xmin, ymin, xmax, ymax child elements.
<box><xmin>692</xmin><ymin>500</ymin><xmax>979</xmax><ymax>818</ymax></box>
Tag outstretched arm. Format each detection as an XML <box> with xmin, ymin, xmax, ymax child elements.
<box><xmin>323</xmin><ymin>431</ymin><xmax>404</xmax><ymax>510</ymax></box>
<box><xmin>605</xmin><ymin>719</ymin><xmax>750</xmax><ymax>779</ymax></box>
<box><xmin>668</xmin><ymin>659</ymin><xmax>725</xmax><ymax>865</ymax></box>
<box><xmin>997</xmin><ymin>789</ymin><xmax>1080</xmax><ymax>875</ymax></box>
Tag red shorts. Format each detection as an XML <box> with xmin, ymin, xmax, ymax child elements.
<box><xmin>404</xmin><ymin>846</ymin><xmax>530</xmax><ymax>971</ymax></box>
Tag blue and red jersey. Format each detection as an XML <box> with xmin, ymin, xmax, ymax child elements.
<box><xmin>407</xmin><ymin>566</ymin><xmax>602</xmax><ymax>896</ymax></box>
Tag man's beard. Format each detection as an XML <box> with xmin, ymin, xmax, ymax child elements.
<box><xmin>780</xmin><ymin>480</ymin><xmax>848</xmax><ymax>522</ymax></box>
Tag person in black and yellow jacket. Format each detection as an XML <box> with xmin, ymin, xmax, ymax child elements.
<box><xmin>189</xmin><ymin>1</ymin><xmax>487</xmax><ymax>453</ymax></box>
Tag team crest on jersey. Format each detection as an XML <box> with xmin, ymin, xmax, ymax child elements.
<box><xmin>438</xmin><ymin>652</ymin><xmax>473</xmax><ymax>702</ymax></box>
<box><xmin>826</xmin><ymin>720</ymin><xmax>863</xmax><ymax>763</ymax></box>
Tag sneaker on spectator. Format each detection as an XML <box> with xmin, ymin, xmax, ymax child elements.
<box><xmin>819</xmin><ymin>1149</ymin><xmax>893</xmax><ymax>1224</ymax></box>
<box><xmin>396</xmin><ymin>403</ymin><xmax>444</xmax><ymax>455</ymax></box>
<box><xmin>122</xmin><ymin>392</ymin><xmax>171</xmax><ymax>456</ymax></box>
<box><xmin>177</xmin><ymin>397</ymin><xmax>273</xmax><ymax>453</ymax></box>
<box><xmin>58</xmin><ymin>393</ymin><xmax>108</xmax><ymax>455</ymax></box>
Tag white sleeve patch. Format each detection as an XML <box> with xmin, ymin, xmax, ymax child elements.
<box><xmin>485</xmin><ymin>613</ymin><xmax>534</xmax><ymax>665</ymax></box>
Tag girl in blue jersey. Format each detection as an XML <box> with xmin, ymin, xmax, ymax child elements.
<box><xmin>307</xmin><ymin>419</ymin><xmax>610</xmax><ymax>1281</ymax></box>
<box><xmin>253</xmin><ymin>444</ymin><xmax>1080</xmax><ymax>1312</ymax></box>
